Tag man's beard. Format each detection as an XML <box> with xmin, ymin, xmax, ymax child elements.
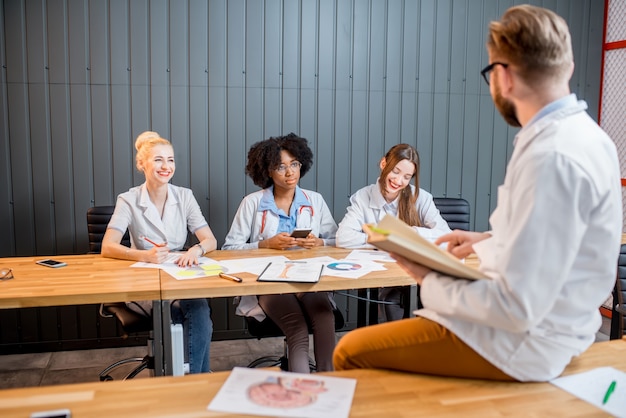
<box><xmin>493</xmin><ymin>83</ymin><xmax>521</xmax><ymax>127</ymax></box>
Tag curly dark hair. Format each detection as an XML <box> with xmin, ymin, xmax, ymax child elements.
<box><xmin>246</xmin><ymin>133</ymin><xmax>313</xmax><ymax>189</ymax></box>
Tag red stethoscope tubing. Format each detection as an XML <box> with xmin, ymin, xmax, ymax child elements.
<box><xmin>259</xmin><ymin>205</ymin><xmax>314</xmax><ymax>234</ymax></box>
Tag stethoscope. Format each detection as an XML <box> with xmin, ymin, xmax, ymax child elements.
<box><xmin>259</xmin><ymin>192</ymin><xmax>315</xmax><ymax>234</ymax></box>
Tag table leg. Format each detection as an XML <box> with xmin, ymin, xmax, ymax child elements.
<box><xmin>357</xmin><ymin>289</ymin><xmax>368</xmax><ymax>327</ymax></box>
<box><xmin>358</xmin><ymin>285</ymin><xmax>418</xmax><ymax>327</ymax></box>
<box><xmin>152</xmin><ymin>299</ymin><xmax>173</xmax><ymax>376</ymax></box>
<box><xmin>161</xmin><ymin>300</ymin><xmax>173</xmax><ymax>375</ymax></box>
<box><xmin>368</xmin><ymin>288</ymin><xmax>379</xmax><ymax>325</ymax></box>
<box><xmin>152</xmin><ymin>299</ymin><xmax>164</xmax><ymax>376</ymax></box>
<box><xmin>408</xmin><ymin>284</ymin><xmax>418</xmax><ymax>317</ymax></box>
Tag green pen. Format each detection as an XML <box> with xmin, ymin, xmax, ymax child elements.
<box><xmin>602</xmin><ymin>380</ymin><xmax>616</xmax><ymax>405</ymax></box>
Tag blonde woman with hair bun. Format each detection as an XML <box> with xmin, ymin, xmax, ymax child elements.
<box><xmin>102</xmin><ymin>130</ymin><xmax>217</xmax><ymax>374</ymax></box>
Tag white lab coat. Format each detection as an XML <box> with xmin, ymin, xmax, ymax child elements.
<box><xmin>223</xmin><ymin>186</ymin><xmax>338</xmax><ymax>320</ymax></box>
<box><xmin>336</xmin><ymin>184</ymin><xmax>451</xmax><ymax>248</ymax></box>
<box><xmin>107</xmin><ymin>182</ymin><xmax>210</xmax><ymax>316</ymax></box>
<box><xmin>107</xmin><ymin>183</ymin><xmax>208</xmax><ymax>251</ymax></box>
<box><xmin>418</xmin><ymin>95</ymin><xmax>622</xmax><ymax>381</ymax></box>
<box><xmin>223</xmin><ymin>187</ymin><xmax>338</xmax><ymax>250</ymax></box>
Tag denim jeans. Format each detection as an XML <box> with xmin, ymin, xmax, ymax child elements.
<box><xmin>171</xmin><ymin>298</ymin><xmax>212</xmax><ymax>373</ymax></box>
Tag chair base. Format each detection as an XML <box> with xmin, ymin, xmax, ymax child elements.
<box><xmin>246</xmin><ymin>338</ymin><xmax>316</xmax><ymax>372</ymax></box>
<box><xmin>247</xmin><ymin>355</ymin><xmax>288</xmax><ymax>370</ymax></box>
<box><xmin>99</xmin><ymin>355</ymin><xmax>154</xmax><ymax>381</ymax></box>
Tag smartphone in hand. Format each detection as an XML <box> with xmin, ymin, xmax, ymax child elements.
<box><xmin>290</xmin><ymin>228</ymin><xmax>312</xmax><ymax>238</ymax></box>
<box><xmin>36</xmin><ymin>259</ymin><xmax>67</xmax><ymax>268</ymax></box>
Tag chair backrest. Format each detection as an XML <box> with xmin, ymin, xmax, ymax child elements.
<box><xmin>86</xmin><ymin>206</ymin><xmax>130</xmax><ymax>253</ymax></box>
<box><xmin>433</xmin><ymin>197</ymin><xmax>471</xmax><ymax>231</ymax></box>
<box><xmin>610</xmin><ymin>244</ymin><xmax>626</xmax><ymax>339</ymax></box>
<box><xmin>87</xmin><ymin>206</ymin><xmax>151</xmax><ymax>334</ymax></box>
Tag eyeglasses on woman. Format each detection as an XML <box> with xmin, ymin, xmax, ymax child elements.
<box><xmin>275</xmin><ymin>161</ymin><xmax>302</xmax><ymax>174</ymax></box>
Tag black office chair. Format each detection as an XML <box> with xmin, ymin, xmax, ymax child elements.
<box><xmin>432</xmin><ymin>197</ymin><xmax>471</xmax><ymax>231</ymax></box>
<box><xmin>610</xmin><ymin>244</ymin><xmax>626</xmax><ymax>340</ymax></box>
<box><xmin>245</xmin><ymin>306</ymin><xmax>345</xmax><ymax>371</ymax></box>
<box><xmin>86</xmin><ymin>205</ymin><xmax>154</xmax><ymax>381</ymax></box>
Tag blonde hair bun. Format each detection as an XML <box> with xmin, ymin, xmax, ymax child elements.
<box><xmin>134</xmin><ymin>131</ymin><xmax>172</xmax><ymax>172</ymax></box>
<box><xmin>135</xmin><ymin>131</ymin><xmax>162</xmax><ymax>151</ymax></box>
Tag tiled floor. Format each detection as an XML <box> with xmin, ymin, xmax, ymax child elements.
<box><xmin>0</xmin><ymin>332</ymin><xmax>342</xmax><ymax>390</ymax></box>
<box><xmin>0</xmin><ymin>317</ymin><xmax>612</xmax><ymax>390</ymax></box>
<box><xmin>0</xmin><ymin>335</ymin><xmax>290</xmax><ymax>389</ymax></box>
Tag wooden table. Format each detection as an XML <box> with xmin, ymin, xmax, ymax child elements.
<box><xmin>156</xmin><ymin>248</ymin><xmax>481</xmax><ymax>375</ymax></box>
<box><xmin>159</xmin><ymin>247</ymin><xmax>416</xmax><ymax>300</ymax></box>
<box><xmin>0</xmin><ymin>255</ymin><xmax>166</xmax><ymax>375</ymax></box>
<box><xmin>0</xmin><ymin>338</ymin><xmax>623</xmax><ymax>417</ymax></box>
<box><xmin>0</xmin><ymin>254</ymin><xmax>161</xmax><ymax>308</ymax></box>
<box><xmin>0</xmin><ymin>250</ymin><xmax>416</xmax><ymax>377</ymax></box>
<box><xmin>157</xmin><ymin>247</ymin><xmax>417</xmax><ymax>374</ymax></box>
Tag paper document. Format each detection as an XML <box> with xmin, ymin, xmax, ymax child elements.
<box><xmin>131</xmin><ymin>253</ymin><xmax>225</xmax><ymax>280</ymax></box>
<box><xmin>550</xmin><ymin>367</ymin><xmax>626</xmax><ymax>417</ymax></box>
<box><xmin>218</xmin><ymin>255</ymin><xmax>290</xmax><ymax>275</ymax></box>
<box><xmin>160</xmin><ymin>262</ymin><xmax>224</xmax><ymax>280</ymax></box>
<box><xmin>208</xmin><ymin>367</ymin><xmax>356</xmax><ymax>418</ymax></box>
<box><xmin>257</xmin><ymin>261</ymin><xmax>324</xmax><ymax>283</ymax></box>
<box><xmin>130</xmin><ymin>252</ymin><xmax>200</xmax><ymax>269</ymax></box>
<box><xmin>345</xmin><ymin>249</ymin><xmax>396</xmax><ymax>263</ymax></box>
<box><xmin>323</xmin><ymin>258</ymin><xmax>386</xmax><ymax>279</ymax></box>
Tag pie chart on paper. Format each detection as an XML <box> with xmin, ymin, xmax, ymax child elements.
<box><xmin>326</xmin><ymin>262</ymin><xmax>362</xmax><ymax>271</ymax></box>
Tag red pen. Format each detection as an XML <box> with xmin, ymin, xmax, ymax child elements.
<box><xmin>142</xmin><ymin>236</ymin><xmax>167</xmax><ymax>247</ymax></box>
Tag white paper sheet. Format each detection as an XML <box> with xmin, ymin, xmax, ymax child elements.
<box><xmin>323</xmin><ymin>258</ymin><xmax>387</xmax><ymax>279</ymax></box>
<box><xmin>550</xmin><ymin>367</ymin><xmax>626</xmax><ymax>417</ymax></box>
<box><xmin>132</xmin><ymin>253</ymin><xmax>226</xmax><ymax>280</ymax></box>
<box><xmin>345</xmin><ymin>249</ymin><xmax>396</xmax><ymax>263</ymax></box>
<box><xmin>257</xmin><ymin>261</ymin><xmax>325</xmax><ymax>283</ymax></box>
<box><xmin>218</xmin><ymin>255</ymin><xmax>290</xmax><ymax>275</ymax></box>
<box><xmin>160</xmin><ymin>262</ymin><xmax>224</xmax><ymax>280</ymax></box>
<box><xmin>130</xmin><ymin>252</ymin><xmax>206</xmax><ymax>269</ymax></box>
<box><xmin>208</xmin><ymin>367</ymin><xmax>356</xmax><ymax>418</ymax></box>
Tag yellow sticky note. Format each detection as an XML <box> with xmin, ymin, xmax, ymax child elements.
<box><xmin>177</xmin><ymin>270</ymin><xmax>200</xmax><ymax>277</ymax></box>
<box><xmin>201</xmin><ymin>264</ymin><xmax>223</xmax><ymax>275</ymax></box>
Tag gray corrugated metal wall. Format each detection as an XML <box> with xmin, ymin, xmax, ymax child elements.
<box><xmin>0</xmin><ymin>0</ymin><xmax>605</xmax><ymax>256</ymax></box>
<box><xmin>0</xmin><ymin>0</ymin><xmax>605</xmax><ymax>349</ymax></box>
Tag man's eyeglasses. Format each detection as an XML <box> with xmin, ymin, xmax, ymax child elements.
<box><xmin>0</xmin><ymin>268</ymin><xmax>14</xmax><ymax>281</ymax></box>
<box><xmin>275</xmin><ymin>161</ymin><xmax>302</xmax><ymax>174</ymax></box>
<box><xmin>480</xmin><ymin>62</ymin><xmax>508</xmax><ymax>86</ymax></box>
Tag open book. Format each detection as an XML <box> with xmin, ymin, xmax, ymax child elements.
<box><xmin>364</xmin><ymin>215</ymin><xmax>488</xmax><ymax>280</ymax></box>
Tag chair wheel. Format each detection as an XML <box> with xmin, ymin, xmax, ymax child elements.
<box><xmin>100</xmin><ymin>375</ymin><xmax>114</xmax><ymax>381</ymax></box>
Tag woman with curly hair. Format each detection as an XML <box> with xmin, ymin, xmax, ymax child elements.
<box><xmin>223</xmin><ymin>133</ymin><xmax>338</xmax><ymax>373</ymax></box>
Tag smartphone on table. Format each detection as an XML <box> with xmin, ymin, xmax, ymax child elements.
<box><xmin>290</xmin><ymin>228</ymin><xmax>312</xmax><ymax>238</ymax></box>
<box><xmin>30</xmin><ymin>409</ymin><xmax>71</xmax><ymax>418</ymax></box>
<box><xmin>35</xmin><ymin>259</ymin><xmax>67</xmax><ymax>268</ymax></box>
